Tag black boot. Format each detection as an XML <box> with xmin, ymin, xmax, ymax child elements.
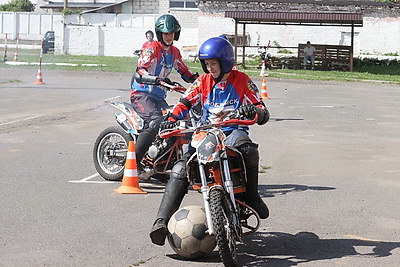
<box><xmin>150</xmin><ymin>176</ymin><xmax>189</xmax><ymax>245</ymax></box>
<box><xmin>135</xmin><ymin>128</ymin><xmax>157</xmax><ymax>169</ymax></box>
<box><xmin>244</xmin><ymin>165</ymin><xmax>269</xmax><ymax>219</ymax></box>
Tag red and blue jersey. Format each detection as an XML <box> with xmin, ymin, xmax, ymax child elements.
<box><xmin>170</xmin><ymin>70</ymin><xmax>266</xmax><ymax>133</ymax></box>
<box><xmin>141</xmin><ymin>40</ymin><xmax>153</xmax><ymax>51</ymax></box>
<box><xmin>131</xmin><ymin>41</ymin><xmax>195</xmax><ymax>100</ymax></box>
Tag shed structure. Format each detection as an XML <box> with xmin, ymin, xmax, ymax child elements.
<box><xmin>225</xmin><ymin>11</ymin><xmax>363</xmax><ymax>71</ymax></box>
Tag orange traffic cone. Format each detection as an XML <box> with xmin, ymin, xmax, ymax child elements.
<box><xmin>114</xmin><ymin>141</ymin><xmax>147</xmax><ymax>194</ymax></box>
<box><xmin>261</xmin><ymin>78</ymin><xmax>270</xmax><ymax>100</ymax></box>
<box><xmin>259</xmin><ymin>63</ymin><xmax>266</xmax><ymax>77</ymax></box>
<box><xmin>34</xmin><ymin>67</ymin><xmax>45</xmax><ymax>85</ymax></box>
<box><xmin>13</xmin><ymin>38</ymin><xmax>19</xmax><ymax>61</ymax></box>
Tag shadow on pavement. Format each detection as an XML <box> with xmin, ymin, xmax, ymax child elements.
<box><xmin>259</xmin><ymin>184</ymin><xmax>336</xmax><ymax>198</ymax></box>
<box><xmin>237</xmin><ymin>231</ymin><xmax>400</xmax><ymax>266</ymax></box>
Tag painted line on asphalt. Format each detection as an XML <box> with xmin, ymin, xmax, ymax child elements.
<box><xmin>384</xmin><ymin>170</ymin><xmax>400</xmax><ymax>173</ymax></box>
<box><xmin>312</xmin><ymin>105</ymin><xmax>334</xmax><ymax>108</ymax></box>
<box><xmin>69</xmin><ymin>173</ymin><xmax>116</xmax><ymax>184</ymax></box>
<box><xmin>104</xmin><ymin>96</ymin><xmax>122</xmax><ymax>101</ymax></box>
<box><xmin>0</xmin><ymin>115</ymin><xmax>44</xmax><ymax>126</ymax></box>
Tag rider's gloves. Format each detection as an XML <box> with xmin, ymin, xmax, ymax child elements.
<box><xmin>238</xmin><ymin>104</ymin><xmax>257</xmax><ymax>119</ymax></box>
<box><xmin>188</xmin><ymin>72</ymin><xmax>200</xmax><ymax>83</ymax></box>
<box><xmin>160</xmin><ymin>121</ymin><xmax>176</xmax><ymax>131</ymax></box>
<box><xmin>155</xmin><ymin>77</ymin><xmax>174</xmax><ymax>86</ymax></box>
<box><xmin>161</xmin><ymin>77</ymin><xmax>173</xmax><ymax>85</ymax></box>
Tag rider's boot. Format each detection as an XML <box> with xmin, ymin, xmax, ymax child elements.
<box><xmin>135</xmin><ymin>127</ymin><xmax>157</xmax><ymax>180</ymax></box>
<box><xmin>244</xmin><ymin>165</ymin><xmax>269</xmax><ymax>219</ymax></box>
<box><xmin>150</xmin><ymin>160</ymin><xmax>189</xmax><ymax>245</ymax></box>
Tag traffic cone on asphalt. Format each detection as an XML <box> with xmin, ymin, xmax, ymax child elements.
<box><xmin>34</xmin><ymin>67</ymin><xmax>45</xmax><ymax>84</ymax></box>
<box><xmin>114</xmin><ymin>141</ymin><xmax>147</xmax><ymax>194</ymax></box>
<box><xmin>259</xmin><ymin>63</ymin><xmax>266</xmax><ymax>77</ymax></box>
<box><xmin>3</xmin><ymin>33</ymin><xmax>8</xmax><ymax>62</ymax></box>
<box><xmin>13</xmin><ymin>37</ymin><xmax>19</xmax><ymax>61</ymax></box>
<box><xmin>261</xmin><ymin>78</ymin><xmax>270</xmax><ymax>100</ymax></box>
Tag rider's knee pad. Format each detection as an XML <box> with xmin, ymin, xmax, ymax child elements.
<box><xmin>170</xmin><ymin>160</ymin><xmax>188</xmax><ymax>180</ymax></box>
<box><xmin>237</xmin><ymin>143</ymin><xmax>259</xmax><ymax>168</ymax></box>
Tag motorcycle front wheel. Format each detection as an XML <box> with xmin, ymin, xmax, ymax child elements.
<box><xmin>93</xmin><ymin>126</ymin><xmax>134</xmax><ymax>181</ymax></box>
<box><xmin>209</xmin><ymin>188</ymin><xmax>237</xmax><ymax>267</ymax></box>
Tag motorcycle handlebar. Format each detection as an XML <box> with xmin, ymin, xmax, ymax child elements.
<box><xmin>133</xmin><ymin>72</ymin><xmax>186</xmax><ymax>94</ymax></box>
<box><xmin>159</xmin><ymin>113</ymin><xmax>258</xmax><ymax>139</ymax></box>
<box><xmin>158</xmin><ymin>80</ymin><xmax>186</xmax><ymax>94</ymax></box>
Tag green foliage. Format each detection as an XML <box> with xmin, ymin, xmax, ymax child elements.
<box><xmin>353</xmin><ymin>58</ymin><xmax>400</xmax><ymax>75</ymax></box>
<box><xmin>273</xmin><ymin>40</ymin><xmax>293</xmax><ymax>54</ymax></box>
<box><xmin>384</xmin><ymin>52</ymin><xmax>399</xmax><ymax>56</ymax></box>
<box><xmin>277</xmin><ymin>49</ymin><xmax>292</xmax><ymax>54</ymax></box>
<box><xmin>61</xmin><ymin>8</ymin><xmax>82</xmax><ymax>17</ymax></box>
<box><xmin>0</xmin><ymin>0</ymin><xmax>34</xmax><ymax>12</ymax></box>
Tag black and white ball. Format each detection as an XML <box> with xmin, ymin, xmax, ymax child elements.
<box><xmin>167</xmin><ymin>205</ymin><xmax>216</xmax><ymax>259</ymax></box>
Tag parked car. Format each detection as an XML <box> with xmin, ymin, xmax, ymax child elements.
<box><xmin>42</xmin><ymin>31</ymin><xmax>54</xmax><ymax>54</ymax></box>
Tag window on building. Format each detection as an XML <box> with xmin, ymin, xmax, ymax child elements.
<box><xmin>170</xmin><ymin>0</ymin><xmax>198</xmax><ymax>9</ymax></box>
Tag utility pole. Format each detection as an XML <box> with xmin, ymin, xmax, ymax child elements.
<box><xmin>64</xmin><ymin>0</ymin><xmax>68</xmax><ymax>9</ymax></box>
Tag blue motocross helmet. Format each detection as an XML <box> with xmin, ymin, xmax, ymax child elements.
<box><xmin>198</xmin><ymin>36</ymin><xmax>235</xmax><ymax>82</ymax></box>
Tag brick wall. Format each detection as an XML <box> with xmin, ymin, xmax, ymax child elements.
<box><xmin>132</xmin><ymin>0</ymin><xmax>159</xmax><ymax>14</ymax></box>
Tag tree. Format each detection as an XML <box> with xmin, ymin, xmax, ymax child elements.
<box><xmin>0</xmin><ymin>0</ymin><xmax>35</xmax><ymax>12</ymax></box>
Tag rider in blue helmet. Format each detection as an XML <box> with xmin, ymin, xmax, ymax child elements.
<box><xmin>198</xmin><ymin>36</ymin><xmax>235</xmax><ymax>82</ymax></box>
<box><xmin>149</xmin><ymin>36</ymin><xmax>270</xmax><ymax>246</ymax></box>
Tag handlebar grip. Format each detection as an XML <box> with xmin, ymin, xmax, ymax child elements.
<box><xmin>133</xmin><ymin>72</ymin><xmax>159</xmax><ymax>85</ymax></box>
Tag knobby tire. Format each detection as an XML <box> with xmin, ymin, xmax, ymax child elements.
<box><xmin>209</xmin><ymin>188</ymin><xmax>237</xmax><ymax>267</ymax></box>
<box><xmin>93</xmin><ymin>126</ymin><xmax>133</xmax><ymax>181</ymax></box>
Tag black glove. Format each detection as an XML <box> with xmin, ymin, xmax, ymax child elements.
<box><xmin>160</xmin><ymin>120</ymin><xmax>176</xmax><ymax>131</ymax></box>
<box><xmin>155</xmin><ymin>77</ymin><xmax>174</xmax><ymax>86</ymax></box>
<box><xmin>238</xmin><ymin>104</ymin><xmax>256</xmax><ymax>119</ymax></box>
<box><xmin>188</xmin><ymin>72</ymin><xmax>200</xmax><ymax>83</ymax></box>
<box><xmin>161</xmin><ymin>77</ymin><xmax>173</xmax><ymax>85</ymax></box>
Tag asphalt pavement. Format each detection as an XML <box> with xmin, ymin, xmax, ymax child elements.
<box><xmin>1</xmin><ymin>67</ymin><xmax>400</xmax><ymax>266</ymax></box>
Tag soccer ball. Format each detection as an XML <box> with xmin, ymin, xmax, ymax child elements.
<box><xmin>167</xmin><ymin>205</ymin><xmax>216</xmax><ymax>259</ymax></box>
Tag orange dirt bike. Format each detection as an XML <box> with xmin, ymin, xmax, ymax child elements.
<box><xmin>160</xmin><ymin>112</ymin><xmax>261</xmax><ymax>266</ymax></box>
<box><xmin>93</xmin><ymin>79</ymin><xmax>195</xmax><ymax>182</ymax></box>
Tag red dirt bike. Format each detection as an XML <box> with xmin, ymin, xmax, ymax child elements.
<box><xmin>160</xmin><ymin>112</ymin><xmax>261</xmax><ymax>266</ymax></box>
<box><xmin>93</xmin><ymin>80</ymin><xmax>192</xmax><ymax>182</ymax></box>
<box><xmin>257</xmin><ymin>41</ymin><xmax>273</xmax><ymax>70</ymax></box>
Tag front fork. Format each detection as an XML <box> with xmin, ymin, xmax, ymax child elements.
<box><xmin>199</xmin><ymin>155</ymin><xmax>239</xmax><ymax>236</ymax></box>
<box><xmin>198</xmin><ymin>163</ymin><xmax>214</xmax><ymax>235</ymax></box>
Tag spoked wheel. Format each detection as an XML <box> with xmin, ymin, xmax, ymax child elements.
<box><xmin>209</xmin><ymin>188</ymin><xmax>238</xmax><ymax>267</ymax></box>
<box><xmin>93</xmin><ymin>126</ymin><xmax>133</xmax><ymax>181</ymax></box>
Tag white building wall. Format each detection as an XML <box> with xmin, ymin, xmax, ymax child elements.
<box><xmin>198</xmin><ymin>12</ymin><xmax>399</xmax><ymax>56</ymax></box>
<box><xmin>54</xmin><ymin>14</ymin><xmax>198</xmax><ymax>57</ymax></box>
<box><xmin>1</xmin><ymin>11</ymin><xmax>399</xmax><ymax>57</ymax></box>
<box><xmin>0</xmin><ymin>12</ymin><xmax>61</xmax><ymax>39</ymax></box>
<box><xmin>360</xmin><ymin>16</ymin><xmax>400</xmax><ymax>55</ymax></box>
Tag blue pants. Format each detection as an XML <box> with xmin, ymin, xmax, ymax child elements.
<box><xmin>304</xmin><ymin>55</ymin><xmax>315</xmax><ymax>69</ymax></box>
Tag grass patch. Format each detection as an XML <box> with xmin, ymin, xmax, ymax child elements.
<box><xmin>2</xmin><ymin>49</ymin><xmax>137</xmax><ymax>72</ymax></box>
<box><xmin>254</xmin><ymin>69</ymin><xmax>400</xmax><ymax>83</ymax></box>
<box><xmin>0</xmin><ymin>79</ymin><xmax>22</xmax><ymax>84</ymax></box>
<box><xmin>1</xmin><ymin>49</ymin><xmax>399</xmax><ymax>83</ymax></box>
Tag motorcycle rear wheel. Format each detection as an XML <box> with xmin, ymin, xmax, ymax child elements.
<box><xmin>209</xmin><ymin>188</ymin><xmax>237</xmax><ymax>267</ymax></box>
<box><xmin>93</xmin><ymin>126</ymin><xmax>133</xmax><ymax>181</ymax></box>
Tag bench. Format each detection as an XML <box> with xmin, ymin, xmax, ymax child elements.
<box><xmin>297</xmin><ymin>44</ymin><xmax>351</xmax><ymax>71</ymax></box>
